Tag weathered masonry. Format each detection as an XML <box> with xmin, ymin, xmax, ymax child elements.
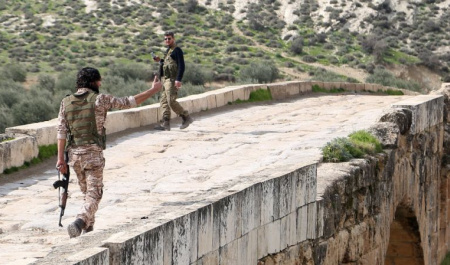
<box><xmin>65</xmin><ymin>94</ymin><xmax>448</xmax><ymax>265</ymax></box>
<box><xmin>1</xmin><ymin>82</ymin><xmax>449</xmax><ymax>264</ymax></box>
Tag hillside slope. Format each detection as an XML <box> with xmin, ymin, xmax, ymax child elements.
<box><xmin>0</xmin><ymin>0</ymin><xmax>448</xmax><ymax>91</ymax></box>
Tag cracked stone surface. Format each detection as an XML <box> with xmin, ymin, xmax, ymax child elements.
<box><xmin>0</xmin><ymin>93</ymin><xmax>413</xmax><ymax>264</ymax></box>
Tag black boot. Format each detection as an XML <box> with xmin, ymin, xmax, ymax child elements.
<box><xmin>154</xmin><ymin>119</ymin><xmax>170</xmax><ymax>131</ymax></box>
<box><xmin>67</xmin><ymin>218</ymin><xmax>85</xmax><ymax>238</ymax></box>
<box><xmin>180</xmin><ymin>115</ymin><xmax>193</xmax><ymax>129</ymax></box>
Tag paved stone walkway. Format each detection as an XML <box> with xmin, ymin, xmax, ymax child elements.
<box><xmin>0</xmin><ymin>93</ymin><xmax>413</xmax><ymax>264</ymax></box>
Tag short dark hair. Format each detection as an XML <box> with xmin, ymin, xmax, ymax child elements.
<box><xmin>76</xmin><ymin>67</ymin><xmax>101</xmax><ymax>92</ymax></box>
<box><xmin>164</xmin><ymin>31</ymin><xmax>174</xmax><ymax>38</ymax></box>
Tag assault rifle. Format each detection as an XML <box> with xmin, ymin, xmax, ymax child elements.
<box><xmin>53</xmin><ymin>151</ymin><xmax>70</xmax><ymax>227</ymax></box>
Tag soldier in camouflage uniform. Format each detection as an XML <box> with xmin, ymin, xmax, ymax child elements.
<box><xmin>56</xmin><ymin>67</ymin><xmax>161</xmax><ymax>238</ymax></box>
<box><xmin>153</xmin><ymin>31</ymin><xmax>193</xmax><ymax>131</ymax></box>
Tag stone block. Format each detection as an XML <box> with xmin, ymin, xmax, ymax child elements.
<box><xmin>392</xmin><ymin>95</ymin><xmax>444</xmax><ymax>134</ymax></box>
<box><xmin>68</xmin><ymin>247</ymin><xmax>109</xmax><ymax>265</ymax></box>
<box><xmin>280</xmin><ymin>212</ymin><xmax>297</xmax><ymax>249</ymax></box>
<box><xmin>268</xmin><ymin>83</ymin><xmax>287</xmax><ymax>100</ymax></box>
<box><xmin>190</xmin><ymin>94</ymin><xmax>210</xmax><ymax>113</ymax></box>
<box><xmin>214</xmin><ymin>91</ymin><xmax>226</xmax><ymax>108</ymax></box>
<box><xmin>322</xmin><ymin>82</ymin><xmax>333</xmax><ymax>90</ymax></box>
<box><xmin>0</xmin><ymin>135</ymin><xmax>38</xmax><ymax>174</ymax></box>
<box><xmin>197</xmin><ymin>205</ymin><xmax>213</xmax><ymax>258</ymax></box>
<box><xmin>372</xmin><ymin>83</ymin><xmax>383</xmax><ymax>92</ymax></box>
<box><xmin>257</xmin><ymin>220</ymin><xmax>281</xmax><ymax>259</ymax></box>
<box><xmin>6</xmin><ymin>118</ymin><xmax>58</xmax><ymax>146</ymax></box>
<box><xmin>144</xmin><ymin>225</ymin><xmax>164</xmax><ymax>265</ymax></box>
<box><xmin>224</xmin><ymin>90</ymin><xmax>233</xmax><ymax>105</ymax></box>
<box><xmin>172</xmin><ymin>211</ymin><xmax>198</xmax><ymax>264</ymax></box>
<box><xmin>307</xmin><ymin>202</ymin><xmax>317</xmax><ymax>239</ymax></box>
<box><xmin>285</xmin><ymin>81</ymin><xmax>300</xmax><ymax>96</ymax></box>
<box><xmin>231</xmin><ymin>86</ymin><xmax>246</xmax><ymax>102</ymax></box>
<box><xmin>213</xmin><ymin>192</ymin><xmax>242</xmax><ymax>248</ymax></box>
<box><xmin>345</xmin><ymin>82</ymin><xmax>357</xmax><ymax>92</ymax></box>
<box><xmin>316</xmin><ymin>199</ymin><xmax>325</xmax><ymax>238</ymax></box>
<box><xmin>103</xmin><ymin>231</ymin><xmax>146</xmax><ymax>264</ymax></box>
<box><xmin>219</xmin><ymin>240</ymin><xmax>239</xmax><ymax>265</ymax></box>
<box><xmin>197</xmin><ymin>250</ymin><xmax>219</xmax><ymax>265</ymax></box>
<box><xmin>261</xmin><ymin>177</ymin><xmax>280</xmax><ymax>225</ymax></box>
<box><xmin>296</xmin><ymin>205</ymin><xmax>308</xmax><ymax>243</ymax></box>
<box><xmin>279</xmin><ymin>172</ymin><xmax>296</xmax><ymax>218</ymax></box>
<box><xmin>138</xmin><ymin>104</ymin><xmax>159</xmax><ymax>127</ymax></box>
<box><xmin>163</xmin><ymin>221</ymin><xmax>174</xmax><ymax>265</ymax></box>
<box><xmin>177</xmin><ymin>97</ymin><xmax>194</xmax><ymax>115</ymax></box>
<box><xmin>355</xmin><ymin>83</ymin><xmax>365</xmax><ymax>92</ymax></box>
<box><xmin>105</xmin><ymin>108</ymin><xmax>141</xmax><ymax>135</ymax></box>
<box><xmin>267</xmin><ymin>220</ymin><xmax>281</xmax><ymax>254</ymax></box>
<box><xmin>237</xmin><ymin>229</ymin><xmax>257</xmax><ymax>265</ymax></box>
<box><xmin>310</xmin><ymin>81</ymin><xmax>324</xmax><ymax>90</ymax></box>
<box><xmin>241</xmin><ymin>183</ymin><xmax>262</xmax><ymax>235</ymax></box>
<box><xmin>299</xmin><ymin>82</ymin><xmax>312</xmax><ymax>94</ymax></box>
<box><xmin>296</xmin><ymin>164</ymin><xmax>317</xmax><ymax>207</ymax></box>
<box><xmin>202</xmin><ymin>92</ymin><xmax>217</xmax><ymax>110</ymax></box>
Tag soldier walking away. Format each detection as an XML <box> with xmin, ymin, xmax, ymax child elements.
<box><xmin>153</xmin><ymin>31</ymin><xmax>193</xmax><ymax>131</ymax></box>
<box><xmin>56</xmin><ymin>67</ymin><xmax>161</xmax><ymax>238</ymax></box>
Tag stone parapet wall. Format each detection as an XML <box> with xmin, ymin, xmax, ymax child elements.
<box><xmin>0</xmin><ymin>80</ymin><xmax>446</xmax><ymax>264</ymax></box>
<box><xmin>0</xmin><ymin>81</ymin><xmax>417</xmax><ymax>174</ymax></box>
<box><xmin>64</xmin><ymin>91</ymin><xmax>447</xmax><ymax>264</ymax></box>
<box><xmin>259</xmin><ymin>90</ymin><xmax>447</xmax><ymax>265</ymax></box>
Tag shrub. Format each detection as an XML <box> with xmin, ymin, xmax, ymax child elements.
<box><xmin>55</xmin><ymin>71</ymin><xmax>77</xmax><ymax>92</ymax></box>
<box><xmin>1</xmin><ymin>63</ymin><xmax>27</xmax><ymax>82</ymax></box>
<box><xmin>302</xmin><ymin>55</ymin><xmax>317</xmax><ymax>62</ymax></box>
<box><xmin>107</xmin><ymin>63</ymin><xmax>155</xmax><ymax>82</ymax></box>
<box><xmin>309</xmin><ymin>68</ymin><xmax>359</xmax><ymax>83</ymax></box>
<box><xmin>177</xmin><ymin>83</ymin><xmax>206</xmax><ymax>98</ymax></box>
<box><xmin>365</xmin><ymin>69</ymin><xmax>422</xmax><ymax>92</ymax></box>
<box><xmin>349</xmin><ymin>130</ymin><xmax>382</xmax><ymax>154</ymax></box>
<box><xmin>290</xmin><ymin>37</ymin><xmax>303</xmax><ymax>55</ymax></box>
<box><xmin>12</xmin><ymin>97</ymin><xmax>56</xmax><ymax>125</ymax></box>
<box><xmin>183</xmin><ymin>63</ymin><xmax>214</xmax><ymax>86</ymax></box>
<box><xmin>38</xmin><ymin>74</ymin><xmax>56</xmax><ymax>94</ymax></box>
<box><xmin>0</xmin><ymin>105</ymin><xmax>14</xmax><ymax>133</ymax></box>
<box><xmin>0</xmin><ymin>82</ymin><xmax>25</xmax><ymax>108</ymax></box>
<box><xmin>322</xmin><ymin>130</ymin><xmax>382</xmax><ymax>162</ymax></box>
<box><xmin>239</xmin><ymin>60</ymin><xmax>279</xmax><ymax>83</ymax></box>
<box><xmin>322</xmin><ymin>137</ymin><xmax>356</xmax><ymax>162</ymax></box>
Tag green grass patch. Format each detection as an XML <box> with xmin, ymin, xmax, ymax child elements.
<box><xmin>234</xmin><ymin>88</ymin><xmax>272</xmax><ymax>104</ymax></box>
<box><xmin>312</xmin><ymin>84</ymin><xmax>346</xmax><ymax>93</ymax></box>
<box><xmin>322</xmin><ymin>130</ymin><xmax>382</xmax><ymax>163</ymax></box>
<box><xmin>382</xmin><ymin>89</ymin><xmax>404</xmax><ymax>95</ymax></box>
<box><xmin>384</xmin><ymin>49</ymin><xmax>420</xmax><ymax>64</ymax></box>
<box><xmin>1</xmin><ymin>137</ymin><xmax>14</xmax><ymax>143</ymax></box>
<box><xmin>441</xmin><ymin>252</ymin><xmax>450</xmax><ymax>265</ymax></box>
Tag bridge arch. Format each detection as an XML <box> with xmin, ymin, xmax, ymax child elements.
<box><xmin>385</xmin><ymin>203</ymin><xmax>424</xmax><ymax>265</ymax></box>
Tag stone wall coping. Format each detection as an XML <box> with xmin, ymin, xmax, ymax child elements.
<box><xmin>0</xmin><ymin>81</ymin><xmax>420</xmax><ymax>174</ymax></box>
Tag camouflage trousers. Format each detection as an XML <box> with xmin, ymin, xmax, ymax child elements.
<box><xmin>68</xmin><ymin>150</ymin><xmax>105</xmax><ymax>229</ymax></box>
<box><xmin>160</xmin><ymin>78</ymin><xmax>188</xmax><ymax>121</ymax></box>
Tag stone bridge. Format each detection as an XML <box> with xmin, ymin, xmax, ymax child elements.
<box><xmin>0</xmin><ymin>81</ymin><xmax>449</xmax><ymax>265</ymax></box>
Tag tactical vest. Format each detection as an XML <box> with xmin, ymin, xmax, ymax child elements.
<box><xmin>63</xmin><ymin>92</ymin><xmax>106</xmax><ymax>149</ymax></box>
<box><xmin>163</xmin><ymin>47</ymin><xmax>178</xmax><ymax>80</ymax></box>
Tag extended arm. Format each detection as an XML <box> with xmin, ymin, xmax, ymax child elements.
<box><xmin>134</xmin><ymin>76</ymin><xmax>162</xmax><ymax>105</ymax></box>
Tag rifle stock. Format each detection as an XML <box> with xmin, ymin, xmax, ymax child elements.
<box><xmin>53</xmin><ymin>151</ymin><xmax>70</xmax><ymax>227</ymax></box>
